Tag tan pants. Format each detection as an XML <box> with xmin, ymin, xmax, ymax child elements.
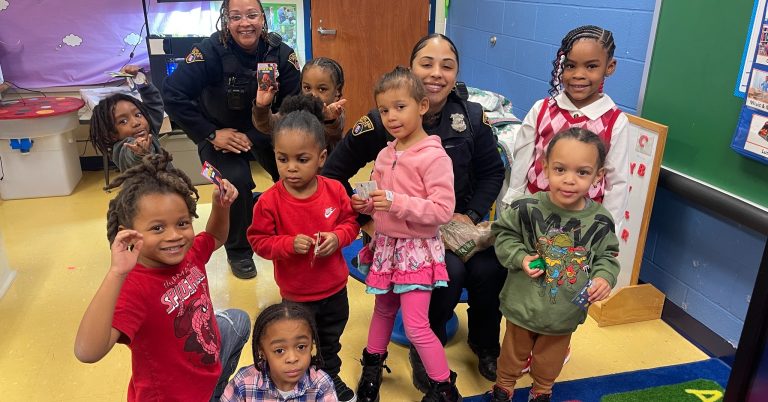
<box><xmin>495</xmin><ymin>320</ymin><xmax>572</xmax><ymax>395</ymax></box>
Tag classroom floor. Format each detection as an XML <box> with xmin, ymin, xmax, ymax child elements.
<box><xmin>0</xmin><ymin>166</ymin><xmax>710</xmax><ymax>401</ymax></box>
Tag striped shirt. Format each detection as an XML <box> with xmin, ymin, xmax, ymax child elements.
<box><xmin>220</xmin><ymin>365</ymin><xmax>336</xmax><ymax>402</ymax></box>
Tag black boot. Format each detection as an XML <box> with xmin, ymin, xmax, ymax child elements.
<box><xmin>421</xmin><ymin>371</ymin><xmax>462</xmax><ymax>402</ymax></box>
<box><xmin>409</xmin><ymin>345</ymin><xmax>430</xmax><ymax>393</ymax></box>
<box><xmin>468</xmin><ymin>341</ymin><xmax>498</xmax><ymax>382</ymax></box>
<box><xmin>356</xmin><ymin>349</ymin><xmax>390</xmax><ymax>402</ymax></box>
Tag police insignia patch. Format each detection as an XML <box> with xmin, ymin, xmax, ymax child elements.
<box><xmin>352</xmin><ymin>116</ymin><xmax>374</xmax><ymax>136</ymax></box>
<box><xmin>450</xmin><ymin>113</ymin><xmax>467</xmax><ymax>132</ymax></box>
<box><xmin>185</xmin><ymin>47</ymin><xmax>204</xmax><ymax>64</ymax></box>
<box><xmin>288</xmin><ymin>52</ymin><xmax>300</xmax><ymax>70</ymax></box>
<box><xmin>482</xmin><ymin>112</ymin><xmax>492</xmax><ymax>127</ymax></box>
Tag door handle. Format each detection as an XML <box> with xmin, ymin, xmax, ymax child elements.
<box><xmin>317</xmin><ymin>26</ymin><xmax>337</xmax><ymax>36</ymax></box>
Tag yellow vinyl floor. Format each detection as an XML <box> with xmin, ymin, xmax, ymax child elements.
<box><xmin>0</xmin><ymin>166</ymin><xmax>710</xmax><ymax>401</ymax></box>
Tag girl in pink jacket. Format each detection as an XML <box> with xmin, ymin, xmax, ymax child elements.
<box><xmin>351</xmin><ymin>67</ymin><xmax>460</xmax><ymax>402</ymax></box>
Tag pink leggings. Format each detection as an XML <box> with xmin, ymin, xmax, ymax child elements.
<box><xmin>366</xmin><ymin>290</ymin><xmax>450</xmax><ymax>382</ymax></box>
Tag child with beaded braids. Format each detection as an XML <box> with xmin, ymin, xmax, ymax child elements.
<box><xmin>221</xmin><ymin>302</ymin><xmax>338</xmax><ymax>401</ymax></box>
<box><xmin>74</xmin><ymin>151</ymin><xmax>251</xmax><ymax>402</ymax></box>
<box><xmin>505</xmin><ymin>25</ymin><xmax>629</xmax><ymax>231</ymax></box>
<box><xmin>253</xmin><ymin>57</ymin><xmax>347</xmax><ymax>152</ymax></box>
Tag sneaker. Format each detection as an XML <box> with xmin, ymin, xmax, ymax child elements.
<box><xmin>409</xmin><ymin>345</ymin><xmax>431</xmax><ymax>393</ymax></box>
<box><xmin>421</xmin><ymin>371</ymin><xmax>462</xmax><ymax>402</ymax></box>
<box><xmin>467</xmin><ymin>341</ymin><xmax>498</xmax><ymax>382</ymax></box>
<box><xmin>488</xmin><ymin>385</ymin><xmax>512</xmax><ymax>402</ymax></box>
<box><xmin>528</xmin><ymin>391</ymin><xmax>552</xmax><ymax>402</ymax></box>
<box><xmin>331</xmin><ymin>374</ymin><xmax>357</xmax><ymax>402</ymax></box>
<box><xmin>227</xmin><ymin>258</ymin><xmax>257</xmax><ymax>279</ymax></box>
<box><xmin>521</xmin><ymin>346</ymin><xmax>570</xmax><ymax>374</ymax></box>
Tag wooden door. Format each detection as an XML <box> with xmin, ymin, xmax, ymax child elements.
<box><xmin>310</xmin><ymin>0</ymin><xmax>430</xmax><ymax>131</ymax></box>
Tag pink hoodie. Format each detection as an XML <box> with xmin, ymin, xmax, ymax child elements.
<box><xmin>362</xmin><ymin>135</ymin><xmax>455</xmax><ymax>238</ymax></box>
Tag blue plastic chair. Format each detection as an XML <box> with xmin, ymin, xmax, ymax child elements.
<box><xmin>343</xmin><ymin>239</ymin><xmax>467</xmax><ymax>347</ymax></box>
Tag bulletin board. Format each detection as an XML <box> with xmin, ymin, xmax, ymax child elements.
<box><xmin>615</xmin><ymin>115</ymin><xmax>667</xmax><ymax>290</ymax></box>
<box><xmin>642</xmin><ymin>0</ymin><xmax>768</xmax><ymax>208</ymax></box>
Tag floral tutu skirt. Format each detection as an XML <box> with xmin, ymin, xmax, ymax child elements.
<box><xmin>357</xmin><ymin>232</ymin><xmax>449</xmax><ymax>294</ymax></box>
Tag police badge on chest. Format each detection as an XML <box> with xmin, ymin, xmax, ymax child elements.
<box><xmin>450</xmin><ymin>113</ymin><xmax>467</xmax><ymax>132</ymax></box>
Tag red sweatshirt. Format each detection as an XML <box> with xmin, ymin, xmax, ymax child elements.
<box><xmin>247</xmin><ymin>175</ymin><xmax>359</xmax><ymax>301</ymax></box>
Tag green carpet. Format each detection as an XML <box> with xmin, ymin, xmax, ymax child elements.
<box><xmin>601</xmin><ymin>379</ymin><xmax>724</xmax><ymax>402</ymax></box>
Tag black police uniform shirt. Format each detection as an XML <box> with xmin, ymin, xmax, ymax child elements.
<box><xmin>322</xmin><ymin>95</ymin><xmax>504</xmax><ymax>218</ymax></box>
<box><xmin>162</xmin><ymin>31</ymin><xmax>301</xmax><ymax>145</ymax></box>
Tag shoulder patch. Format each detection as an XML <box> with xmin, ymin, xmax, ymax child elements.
<box><xmin>352</xmin><ymin>116</ymin><xmax>374</xmax><ymax>136</ymax></box>
<box><xmin>185</xmin><ymin>47</ymin><xmax>204</xmax><ymax>64</ymax></box>
<box><xmin>288</xmin><ymin>52</ymin><xmax>300</xmax><ymax>71</ymax></box>
<box><xmin>482</xmin><ymin>111</ymin><xmax>492</xmax><ymax>128</ymax></box>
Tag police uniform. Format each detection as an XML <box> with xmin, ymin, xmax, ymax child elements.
<box><xmin>163</xmin><ymin>31</ymin><xmax>300</xmax><ymax>263</ymax></box>
<box><xmin>323</xmin><ymin>92</ymin><xmax>507</xmax><ymax>358</ymax></box>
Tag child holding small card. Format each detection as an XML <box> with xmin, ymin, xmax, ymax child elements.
<box><xmin>246</xmin><ymin>109</ymin><xmax>360</xmax><ymax>402</ymax></box>
<box><xmin>488</xmin><ymin>127</ymin><xmax>620</xmax><ymax>402</ymax></box>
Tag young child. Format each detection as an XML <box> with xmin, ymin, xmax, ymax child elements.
<box><xmin>489</xmin><ymin>128</ymin><xmax>621</xmax><ymax>402</ymax></box>
<box><xmin>74</xmin><ymin>151</ymin><xmax>251</xmax><ymax>402</ymax></box>
<box><xmin>89</xmin><ymin>65</ymin><xmax>169</xmax><ymax>173</ymax></box>
<box><xmin>246</xmin><ymin>110</ymin><xmax>359</xmax><ymax>401</ymax></box>
<box><xmin>505</xmin><ymin>25</ymin><xmax>629</xmax><ymax>230</ymax></box>
<box><xmin>351</xmin><ymin>67</ymin><xmax>460</xmax><ymax>402</ymax></box>
<box><xmin>252</xmin><ymin>57</ymin><xmax>347</xmax><ymax>151</ymax></box>
<box><xmin>220</xmin><ymin>302</ymin><xmax>338</xmax><ymax>401</ymax></box>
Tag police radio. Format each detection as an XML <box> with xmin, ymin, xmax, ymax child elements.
<box><xmin>225</xmin><ymin>32</ymin><xmax>283</xmax><ymax>111</ymax></box>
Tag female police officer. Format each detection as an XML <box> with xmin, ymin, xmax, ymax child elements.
<box><xmin>162</xmin><ymin>0</ymin><xmax>300</xmax><ymax>279</ymax></box>
<box><xmin>323</xmin><ymin>34</ymin><xmax>506</xmax><ymax>389</ymax></box>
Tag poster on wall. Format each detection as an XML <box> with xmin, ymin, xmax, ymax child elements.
<box><xmin>262</xmin><ymin>1</ymin><xmax>305</xmax><ymax>66</ymax></box>
<box><xmin>732</xmin><ymin>1</ymin><xmax>768</xmax><ymax>163</ymax></box>
<box><xmin>736</xmin><ymin>0</ymin><xmax>768</xmax><ymax>97</ymax></box>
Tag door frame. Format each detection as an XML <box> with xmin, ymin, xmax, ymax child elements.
<box><xmin>301</xmin><ymin>0</ymin><xmax>442</xmax><ymax>61</ymax></box>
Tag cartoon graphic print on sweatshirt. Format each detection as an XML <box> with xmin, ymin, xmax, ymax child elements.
<box><xmin>534</xmin><ymin>228</ymin><xmax>589</xmax><ymax>304</ymax></box>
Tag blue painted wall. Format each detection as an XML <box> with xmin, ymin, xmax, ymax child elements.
<box><xmin>446</xmin><ymin>0</ymin><xmax>655</xmax><ymax>117</ymax></box>
<box><xmin>446</xmin><ymin>0</ymin><xmax>766</xmax><ymax>346</ymax></box>
<box><xmin>639</xmin><ymin>189</ymin><xmax>765</xmax><ymax>347</ymax></box>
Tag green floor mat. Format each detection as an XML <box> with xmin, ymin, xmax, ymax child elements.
<box><xmin>601</xmin><ymin>379</ymin><xmax>724</xmax><ymax>402</ymax></box>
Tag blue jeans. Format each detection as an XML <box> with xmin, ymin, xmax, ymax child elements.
<box><xmin>211</xmin><ymin>309</ymin><xmax>251</xmax><ymax>402</ymax></box>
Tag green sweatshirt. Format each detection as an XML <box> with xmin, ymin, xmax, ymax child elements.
<box><xmin>492</xmin><ymin>192</ymin><xmax>620</xmax><ymax>335</ymax></box>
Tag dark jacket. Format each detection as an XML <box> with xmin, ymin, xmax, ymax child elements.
<box><xmin>162</xmin><ymin>31</ymin><xmax>300</xmax><ymax>144</ymax></box>
<box><xmin>323</xmin><ymin>93</ymin><xmax>504</xmax><ymax>219</ymax></box>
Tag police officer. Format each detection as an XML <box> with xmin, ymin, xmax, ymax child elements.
<box><xmin>163</xmin><ymin>0</ymin><xmax>300</xmax><ymax>279</ymax></box>
<box><xmin>323</xmin><ymin>34</ymin><xmax>506</xmax><ymax>389</ymax></box>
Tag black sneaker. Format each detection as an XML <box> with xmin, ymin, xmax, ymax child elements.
<box><xmin>488</xmin><ymin>385</ymin><xmax>512</xmax><ymax>402</ymax></box>
<box><xmin>331</xmin><ymin>374</ymin><xmax>357</xmax><ymax>402</ymax></box>
<box><xmin>409</xmin><ymin>345</ymin><xmax>430</xmax><ymax>393</ymax></box>
<box><xmin>528</xmin><ymin>391</ymin><xmax>552</xmax><ymax>402</ymax></box>
<box><xmin>227</xmin><ymin>258</ymin><xmax>257</xmax><ymax>279</ymax></box>
<box><xmin>468</xmin><ymin>341</ymin><xmax>498</xmax><ymax>382</ymax></box>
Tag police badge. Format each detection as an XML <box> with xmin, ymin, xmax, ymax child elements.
<box><xmin>450</xmin><ymin>113</ymin><xmax>467</xmax><ymax>132</ymax></box>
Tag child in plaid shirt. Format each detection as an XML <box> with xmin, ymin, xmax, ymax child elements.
<box><xmin>220</xmin><ymin>302</ymin><xmax>337</xmax><ymax>402</ymax></box>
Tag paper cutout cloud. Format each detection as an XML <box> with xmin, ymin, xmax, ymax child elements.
<box><xmin>124</xmin><ymin>32</ymin><xmax>142</xmax><ymax>46</ymax></box>
<box><xmin>63</xmin><ymin>34</ymin><xmax>83</xmax><ymax>47</ymax></box>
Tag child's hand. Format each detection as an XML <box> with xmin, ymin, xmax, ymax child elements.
<box><xmin>521</xmin><ymin>254</ymin><xmax>545</xmax><ymax>278</ymax></box>
<box><xmin>588</xmin><ymin>277</ymin><xmax>612</xmax><ymax>303</ymax></box>
<box><xmin>323</xmin><ymin>99</ymin><xmax>347</xmax><ymax>121</ymax></box>
<box><xmin>110</xmin><ymin>229</ymin><xmax>143</xmax><ymax>276</ymax></box>
<box><xmin>293</xmin><ymin>234</ymin><xmax>316</xmax><ymax>255</ymax></box>
<box><xmin>350</xmin><ymin>194</ymin><xmax>370</xmax><ymax>212</ymax></box>
<box><xmin>120</xmin><ymin>65</ymin><xmax>141</xmax><ymax>77</ymax></box>
<box><xmin>124</xmin><ymin>134</ymin><xmax>152</xmax><ymax>156</ymax></box>
<box><xmin>255</xmin><ymin>85</ymin><xmax>277</xmax><ymax>108</ymax></box>
<box><xmin>214</xmin><ymin>179</ymin><xmax>238</xmax><ymax>207</ymax></box>
<box><xmin>315</xmin><ymin>232</ymin><xmax>339</xmax><ymax>257</ymax></box>
<box><xmin>451</xmin><ymin>213</ymin><xmax>474</xmax><ymax>225</ymax></box>
<box><xmin>369</xmin><ymin>190</ymin><xmax>393</xmax><ymax>212</ymax></box>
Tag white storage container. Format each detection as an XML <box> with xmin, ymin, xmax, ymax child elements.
<box><xmin>0</xmin><ymin>131</ymin><xmax>82</xmax><ymax>200</ymax></box>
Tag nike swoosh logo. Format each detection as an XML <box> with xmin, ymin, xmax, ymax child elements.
<box><xmin>324</xmin><ymin>208</ymin><xmax>335</xmax><ymax>218</ymax></box>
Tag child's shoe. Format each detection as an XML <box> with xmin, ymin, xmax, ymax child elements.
<box><xmin>421</xmin><ymin>371</ymin><xmax>462</xmax><ymax>402</ymax></box>
<box><xmin>330</xmin><ymin>374</ymin><xmax>357</xmax><ymax>402</ymax></box>
<box><xmin>356</xmin><ymin>349</ymin><xmax>390</xmax><ymax>402</ymax></box>
<box><xmin>528</xmin><ymin>391</ymin><xmax>552</xmax><ymax>402</ymax></box>
<box><xmin>488</xmin><ymin>385</ymin><xmax>512</xmax><ymax>402</ymax></box>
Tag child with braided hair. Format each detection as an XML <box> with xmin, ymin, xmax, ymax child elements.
<box><xmin>505</xmin><ymin>25</ymin><xmax>630</xmax><ymax>231</ymax></box>
<box><xmin>75</xmin><ymin>151</ymin><xmax>251</xmax><ymax>402</ymax></box>
<box><xmin>89</xmin><ymin>65</ymin><xmax>170</xmax><ymax>173</ymax></box>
